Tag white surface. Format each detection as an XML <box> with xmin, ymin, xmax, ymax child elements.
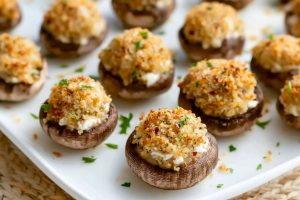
<box><xmin>0</xmin><ymin>0</ymin><xmax>299</xmax><ymax>200</ymax></box>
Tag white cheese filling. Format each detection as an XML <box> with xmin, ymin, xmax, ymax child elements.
<box><xmin>58</xmin><ymin>103</ymin><xmax>110</xmax><ymax>132</ymax></box>
<box><xmin>247</xmin><ymin>100</ymin><xmax>258</xmax><ymax>109</ymax></box>
<box><xmin>142</xmin><ymin>73</ymin><xmax>160</xmax><ymax>87</ymax></box>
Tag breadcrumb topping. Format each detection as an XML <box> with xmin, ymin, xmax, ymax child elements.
<box><xmin>179</xmin><ymin>59</ymin><xmax>257</xmax><ymax>118</ymax></box>
<box><xmin>183</xmin><ymin>2</ymin><xmax>244</xmax><ymax>49</ymax></box>
<box><xmin>286</xmin><ymin>0</ymin><xmax>300</xmax><ymax>37</ymax></box>
<box><xmin>115</xmin><ymin>0</ymin><xmax>173</xmax><ymax>11</ymax></box>
<box><xmin>252</xmin><ymin>35</ymin><xmax>300</xmax><ymax>72</ymax></box>
<box><xmin>133</xmin><ymin>107</ymin><xmax>209</xmax><ymax>171</ymax></box>
<box><xmin>0</xmin><ymin>0</ymin><xmax>20</xmax><ymax>23</ymax></box>
<box><xmin>0</xmin><ymin>34</ymin><xmax>43</xmax><ymax>84</ymax></box>
<box><xmin>99</xmin><ymin>28</ymin><xmax>173</xmax><ymax>87</ymax></box>
<box><xmin>43</xmin><ymin>0</ymin><xmax>106</xmax><ymax>45</ymax></box>
<box><xmin>280</xmin><ymin>74</ymin><xmax>300</xmax><ymax>116</ymax></box>
<box><xmin>45</xmin><ymin>76</ymin><xmax>112</xmax><ymax>134</ymax></box>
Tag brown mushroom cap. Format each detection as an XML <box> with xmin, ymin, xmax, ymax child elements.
<box><xmin>0</xmin><ymin>60</ymin><xmax>47</xmax><ymax>102</ymax></box>
<box><xmin>204</xmin><ymin>0</ymin><xmax>253</xmax><ymax>10</ymax></box>
<box><xmin>40</xmin><ymin>23</ymin><xmax>107</xmax><ymax>58</ymax></box>
<box><xmin>178</xmin><ymin>28</ymin><xmax>244</xmax><ymax>61</ymax></box>
<box><xmin>0</xmin><ymin>4</ymin><xmax>21</xmax><ymax>31</ymax></box>
<box><xmin>125</xmin><ymin>130</ymin><xmax>218</xmax><ymax>190</ymax></box>
<box><xmin>112</xmin><ymin>0</ymin><xmax>175</xmax><ymax>29</ymax></box>
<box><xmin>99</xmin><ymin>63</ymin><xmax>174</xmax><ymax>100</ymax></box>
<box><xmin>39</xmin><ymin>102</ymin><xmax>118</xmax><ymax>149</ymax></box>
<box><xmin>178</xmin><ymin>86</ymin><xmax>264</xmax><ymax>137</ymax></box>
<box><xmin>277</xmin><ymin>99</ymin><xmax>300</xmax><ymax>129</ymax></box>
<box><xmin>250</xmin><ymin>58</ymin><xmax>298</xmax><ymax>92</ymax></box>
<box><xmin>285</xmin><ymin>12</ymin><xmax>299</xmax><ymax>37</ymax></box>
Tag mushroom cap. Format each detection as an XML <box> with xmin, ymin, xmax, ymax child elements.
<box><xmin>178</xmin><ymin>86</ymin><xmax>264</xmax><ymax>137</ymax></box>
<box><xmin>125</xmin><ymin>131</ymin><xmax>218</xmax><ymax>190</ymax></box>
<box><xmin>0</xmin><ymin>60</ymin><xmax>47</xmax><ymax>102</ymax></box>
<box><xmin>277</xmin><ymin>99</ymin><xmax>300</xmax><ymax>129</ymax></box>
<box><xmin>40</xmin><ymin>23</ymin><xmax>107</xmax><ymax>58</ymax></box>
<box><xmin>39</xmin><ymin>102</ymin><xmax>118</xmax><ymax>149</ymax></box>
<box><xmin>99</xmin><ymin>63</ymin><xmax>174</xmax><ymax>100</ymax></box>
<box><xmin>112</xmin><ymin>0</ymin><xmax>175</xmax><ymax>29</ymax></box>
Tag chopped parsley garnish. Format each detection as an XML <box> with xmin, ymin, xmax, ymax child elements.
<box><xmin>139</xmin><ymin>31</ymin><xmax>148</xmax><ymax>39</ymax></box>
<box><xmin>134</xmin><ymin>41</ymin><xmax>142</xmax><ymax>50</ymax></box>
<box><xmin>105</xmin><ymin>143</ymin><xmax>118</xmax><ymax>149</ymax></box>
<box><xmin>81</xmin><ymin>85</ymin><xmax>93</xmax><ymax>90</ymax></box>
<box><xmin>119</xmin><ymin>113</ymin><xmax>133</xmax><ymax>134</ymax></box>
<box><xmin>229</xmin><ymin>168</ymin><xmax>234</xmax><ymax>174</ymax></box>
<box><xmin>89</xmin><ymin>75</ymin><xmax>99</xmax><ymax>81</ymax></box>
<box><xmin>60</xmin><ymin>63</ymin><xmax>68</xmax><ymax>68</ymax></box>
<box><xmin>75</xmin><ymin>67</ymin><xmax>85</xmax><ymax>73</ymax></box>
<box><xmin>256</xmin><ymin>120</ymin><xmax>271</xmax><ymax>130</ymax></box>
<box><xmin>191</xmin><ymin>63</ymin><xmax>197</xmax><ymax>67</ymax></box>
<box><xmin>206</xmin><ymin>61</ymin><xmax>213</xmax><ymax>68</ymax></box>
<box><xmin>82</xmin><ymin>156</ymin><xmax>96</xmax><ymax>163</ymax></box>
<box><xmin>229</xmin><ymin>145</ymin><xmax>237</xmax><ymax>152</ymax></box>
<box><xmin>157</xmin><ymin>31</ymin><xmax>165</xmax><ymax>35</ymax></box>
<box><xmin>267</xmin><ymin>34</ymin><xmax>274</xmax><ymax>40</ymax></box>
<box><xmin>276</xmin><ymin>142</ymin><xmax>280</xmax><ymax>147</ymax></box>
<box><xmin>176</xmin><ymin>75</ymin><xmax>182</xmax><ymax>81</ymax></box>
<box><xmin>256</xmin><ymin>163</ymin><xmax>262</xmax><ymax>171</ymax></box>
<box><xmin>41</xmin><ymin>103</ymin><xmax>51</xmax><ymax>112</ymax></box>
<box><xmin>121</xmin><ymin>182</ymin><xmax>131</xmax><ymax>187</ymax></box>
<box><xmin>173</xmin><ymin>58</ymin><xmax>177</xmax><ymax>64</ymax></box>
<box><xmin>30</xmin><ymin>113</ymin><xmax>39</xmax><ymax>119</ymax></box>
<box><xmin>287</xmin><ymin>81</ymin><xmax>293</xmax><ymax>99</ymax></box>
<box><xmin>216</xmin><ymin>184</ymin><xmax>223</xmax><ymax>188</ymax></box>
<box><xmin>58</xmin><ymin>79</ymin><xmax>68</xmax><ymax>86</ymax></box>
<box><xmin>177</xmin><ymin>114</ymin><xmax>190</xmax><ymax>127</ymax></box>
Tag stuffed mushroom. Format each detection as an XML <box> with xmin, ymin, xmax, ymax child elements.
<box><xmin>99</xmin><ymin>28</ymin><xmax>174</xmax><ymax>100</ymax></box>
<box><xmin>39</xmin><ymin>76</ymin><xmax>118</xmax><ymax>149</ymax></box>
<box><xmin>277</xmin><ymin>74</ymin><xmax>300</xmax><ymax>129</ymax></box>
<box><xmin>40</xmin><ymin>0</ymin><xmax>107</xmax><ymax>58</ymax></box>
<box><xmin>251</xmin><ymin>35</ymin><xmax>300</xmax><ymax>91</ymax></box>
<box><xmin>112</xmin><ymin>0</ymin><xmax>175</xmax><ymax>29</ymax></box>
<box><xmin>178</xmin><ymin>59</ymin><xmax>264</xmax><ymax>137</ymax></box>
<box><xmin>285</xmin><ymin>0</ymin><xmax>300</xmax><ymax>37</ymax></box>
<box><xmin>179</xmin><ymin>2</ymin><xmax>244</xmax><ymax>61</ymax></box>
<box><xmin>0</xmin><ymin>33</ymin><xmax>47</xmax><ymax>102</ymax></box>
<box><xmin>204</xmin><ymin>0</ymin><xmax>253</xmax><ymax>10</ymax></box>
<box><xmin>0</xmin><ymin>0</ymin><xmax>21</xmax><ymax>31</ymax></box>
<box><xmin>126</xmin><ymin>107</ymin><xmax>218</xmax><ymax>189</ymax></box>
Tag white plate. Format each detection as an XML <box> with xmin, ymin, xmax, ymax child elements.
<box><xmin>1</xmin><ymin>0</ymin><xmax>300</xmax><ymax>199</ymax></box>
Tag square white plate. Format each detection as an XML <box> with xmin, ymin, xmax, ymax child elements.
<box><xmin>1</xmin><ymin>0</ymin><xmax>300</xmax><ymax>199</ymax></box>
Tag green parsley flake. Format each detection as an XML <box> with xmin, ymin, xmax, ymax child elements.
<box><xmin>276</xmin><ymin>142</ymin><xmax>280</xmax><ymax>147</ymax></box>
<box><xmin>206</xmin><ymin>61</ymin><xmax>213</xmax><ymax>68</ymax></box>
<box><xmin>267</xmin><ymin>34</ymin><xmax>274</xmax><ymax>40</ymax></box>
<box><xmin>41</xmin><ymin>103</ymin><xmax>51</xmax><ymax>112</ymax></box>
<box><xmin>121</xmin><ymin>182</ymin><xmax>131</xmax><ymax>187</ymax></box>
<box><xmin>75</xmin><ymin>67</ymin><xmax>85</xmax><ymax>73</ymax></box>
<box><xmin>287</xmin><ymin>81</ymin><xmax>293</xmax><ymax>99</ymax></box>
<box><xmin>82</xmin><ymin>156</ymin><xmax>96</xmax><ymax>163</ymax></box>
<box><xmin>256</xmin><ymin>120</ymin><xmax>271</xmax><ymax>130</ymax></box>
<box><xmin>177</xmin><ymin>114</ymin><xmax>190</xmax><ymax>127</ymax></box>
<box><xmin>229</xmin><ymin>145</ymin><xmax>237</xmax><ymax>152</ymax></box>
<box><xmin>256</xmin><ymin>163</ymin><xmax>262</xmax><ymax>171</ymax></box>
<box><xmin>60</xmin><ymin>63</ymin><xmax>68</xmax><ymax>68</ymax></box>
<box><xmin>229</xmin><ymin>168</ymin><xmax>234</xmax><ymax>174</ymax></box>
<box><xmin>105</xmin><ymin>143</ymin><xmax>118</xmax><ymax>149</ymax></box>
<box><xmin>89</xmin><ymin>75</ymin><xmax>99</xmax><ymax>81</ymax></box>
<box><xmin>157</xmin><ymin>31</ymin><xmax>165</xmax><ymax>35</ymax></box>
<box><xmin>119</xmin><ymin>113</ymin><xmax>133</xmax><ymax>134</ymax></box>
<box><xmin>30</xmin><ymin>113</ymin><xmax>39</xmax><ymax>119</ymax></box>
<box><xmin>81</xmin><ymin>85</ymin><xmax>93</xmax><ymax>90</ymax></box>
<box><xmin>216</xmin><ymin>184</ymin><xmax>223</xmax><ymax>188</ymax></box>
<box><xmin>134</xmin><ymin>41</ymin><xmax>142</xmax><ymax>50</ymax></box>
<box><xmin>139</xmin><ymin>31</ymin><xmax>148</xmax><ymax>39</ymax></box>
<box><xmin>58</xmin><ymin>79</ymin><xmax>68</xmax><ymax>86</ymax></box>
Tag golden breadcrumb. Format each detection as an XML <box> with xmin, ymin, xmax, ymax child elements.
<box><xmin>0</xmin><ymin>0</ymin><xmax>20</xmax><ymax>23</ymax></box>
<box><xmin>115</xmin><ymin>0</ymin><xmax>173</xmax><ymax>11</ymax></box>
<box><xmin>46</xmin><ymin>76</ymin><xmax>112</xmax><ymax>134</ymax></box>
<box><xmin>252</xmin><ymin>35</ymin><xmax>300</xmax><ymax>72</ymax></box>
<box><xmin>179</xmin><ymin>59</ymin><xmax>257</xmax><ymax>118</ymax></box>
<box><xmin>133</xmin><ymin>107</ymin><xmax>209</xmax><ymax>171</ymax></box>
<box><xmin>43</xmin><ymin>0</ymin><xmax>106</xmax><ymax>45</ymax></box>
<box><xmin>99</xmin><ymin>28</ymin><xmax>173</xmax><ymax>86</ymax></box>
<box><xmin>183</xmin><ymin>2</ymin><xmax>244</xmax><ymax>49</ymax></box>
<box><xmin>0</xmin><ymin>34</ymin><xmax>43</xmax><ymax>84</ymax></box>
<box><xmin>280</xmin><ymin>74</ymin><xmax>300</xmax><ymax>116</ymax></box>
